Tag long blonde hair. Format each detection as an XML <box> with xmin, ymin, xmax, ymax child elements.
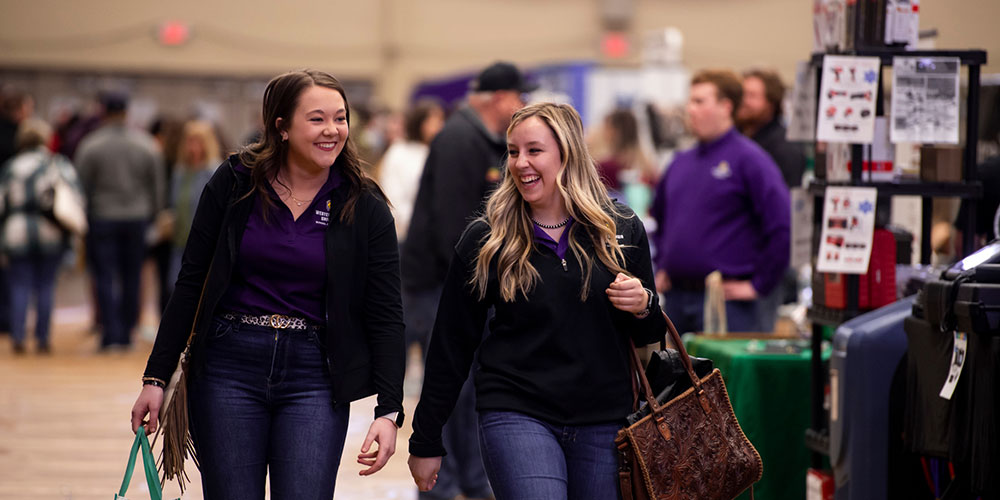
<box><xmin>472</xmin><ymin>103</ymin><xmax>628</xmax><ymax>302</ymax></box>
<box><xmin>178</xmin><ymin>120</ymin><xmax>221</xmax><ymax>167</ymax></box>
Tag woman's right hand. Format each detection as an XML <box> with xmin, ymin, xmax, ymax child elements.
<box><xmin>407</xmin><ymin>455</ymin><xmax>442</xmax><ymax>492</ymax></box>
<box><xmin>130</xmin><ymin>384</ymin><xmax>165</xmax><ymax>435</ymax></box>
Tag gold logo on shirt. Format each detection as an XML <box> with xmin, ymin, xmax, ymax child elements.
<box><xmin>711</xmin><ymin>161</ymin><xmax>732</xmax><ymax>180</ymax></box>
<box><xmin>486</xmin><ymin>166</ymin><xmax>502</xmax><ymax>183</ymax></box>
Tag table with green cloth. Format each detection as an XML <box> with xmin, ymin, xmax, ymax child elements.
<box><xmin>683</xmin><ymin>335</ymin><xmax>831</xmax><ymax>500</ymax></box>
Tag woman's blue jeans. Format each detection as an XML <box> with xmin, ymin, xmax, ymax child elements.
<box><xmin>7</xmin><ymin>252</ymin><xmax>62</xmax><ymax>347</ymax></box>
<box><xmin>187</xmin><ymin>316</ymin><xmax>350</xmax><ymax>500</ymax></box>
<box><xmin>478</xmin><ymin>410</ymin><xmax>621</xmax><ymax>500</ymax></box>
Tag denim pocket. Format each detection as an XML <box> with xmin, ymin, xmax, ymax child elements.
<box><xmin>207</xmin><ymin>316</ymin><xmax>234</xmax><ymax>340</ymax></box>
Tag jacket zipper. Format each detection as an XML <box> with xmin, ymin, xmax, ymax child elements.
<box><xmin>561</xmin><ymin>258</ymin><xmax>568</xmax><ymax>271</ymax></box>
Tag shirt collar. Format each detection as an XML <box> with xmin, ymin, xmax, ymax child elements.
<box><xmin>260</xmin><ymin>166</ymin><xmax>343</xmax><ymax>206</ymax></box>
<box><xmin>696</xmin><ymin>127</ymin><xmax>738</xmax><ymax>154</ymax></box>
<box><xmin>532</xmin><ymin>218</ymin><xmax>574</xmax><ymax>257</ymax></box>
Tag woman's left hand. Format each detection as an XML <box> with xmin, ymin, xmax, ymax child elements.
<box><xmin>606</xmin><ymin>272</ymin><xmax>649</xmax><ymax>317</ymax></box>
<box><xmin>357</xmin><ymin>417</ymin><xmax>398</xmax><ymax>476</ymax></box>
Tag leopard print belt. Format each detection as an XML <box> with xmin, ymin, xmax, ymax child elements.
<box><xmin>221</xmin><ymin>312</ymin><xmax>317</xmax><ymax>331</ymax></box>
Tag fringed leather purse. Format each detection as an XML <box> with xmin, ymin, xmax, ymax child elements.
<box><xmin>149</xmin><ymin>263</ymin><xmax>213</xmax><ymax>494</ymax></box>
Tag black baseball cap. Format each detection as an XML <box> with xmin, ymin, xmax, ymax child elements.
<box><xmin>470</xmin><ymin>61</ymin><xmax>538</xmax><ymax>93</ymax></box>
<box><xmin>100</xmin><ymin>91</ymin><xmax>129</xmax><ymax>113</ymax></box>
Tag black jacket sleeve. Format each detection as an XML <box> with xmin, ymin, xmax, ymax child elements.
<box><xmin>617</xmin><ymin>208</ymin><xmax>667</xmax><ymax>346</ymax></box>
<box><xmin>409</xmin><ymin>221</ymin><xmax>491</xmax><ymax>457</ymax></box>
<box><xmin>143</xmin><ymin>162</ymin><xmax>232</xmax><ymax>382</ymax></box>
<box><xmin>361</xmin><ymin>193</ymin><xmax>407</xmax><ymax>420</ymax></box>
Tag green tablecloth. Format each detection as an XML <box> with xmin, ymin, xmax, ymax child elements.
<box><xmin>683</xmin><ymin>335</ymin><xmax>831</xmax><ymax>500</ymax></box>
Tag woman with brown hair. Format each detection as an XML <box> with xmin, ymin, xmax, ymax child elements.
<box><xmin>129</xmin><ymin>70</ymin><xmax>405</xmax><ymax>498</ymax></box>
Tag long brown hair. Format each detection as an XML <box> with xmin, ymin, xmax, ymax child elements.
<box><xmin>239</xmin><ymin>69</ymin><xmax>382</xmax><ymax>222</ymax></box>
<box><xmin>472</xmin><ymin>103</ymin><xmax>628</xmax><ymax>302</ymax></box>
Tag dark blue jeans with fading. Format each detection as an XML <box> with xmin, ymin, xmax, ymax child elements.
<box><xmin>187</xmin><ymin>316</ymin><xmax>350</xmax><ymax>500</ymax></box>
<box><xmin>7</xmin><ymin>252</ymin><xmax>62</xmax><ymax>347</ymax></box>
<box><xmin>662</xmin><ymin>288</ymin><xmax>763</xmax><ymax>334</ymax></box>
<box><xmin>477</xmin><ymin>410</ymin><xmax>621</xmax><ymax>500</ymax></box>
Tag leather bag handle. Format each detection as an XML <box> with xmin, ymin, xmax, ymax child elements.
<box><xmin>628</xmin><ymin>311</ymin><xmax>711</xmax><ymax>415</ymax></box>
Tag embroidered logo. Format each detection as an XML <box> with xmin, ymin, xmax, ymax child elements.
<box><xmin>315</xmin><ymin>199</ymin><xmax>330</xmax><ymax>226</ymax></box>
<box><xmin>486</xmin><ymin>166</ymin><xmax>502</xmax><ymax>183</ymax></box>
<box><xmin>711</xmin><ymin>161</ymin><xmax>732</xmax><ymax>180</ymax></box>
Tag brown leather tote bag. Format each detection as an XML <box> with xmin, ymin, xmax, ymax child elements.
<box><xmin>616</xmin><ymin>312</ymin><xmax>763</xmax><ymax>500</ymax></box>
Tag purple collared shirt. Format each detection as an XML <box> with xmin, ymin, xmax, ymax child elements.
<box><xmin>219</xmin><ymin>165</ymin><xmax>342</xmax><ymax>323</ymax></box>
<box><xmin>532</xmin><ymin>218</ymin><xmax>573</xmax><ymax>259</ymax></box>
<box><xmin>650</xmin><ymin>128</ymin><xmax>790</xmax><ymax>295</ymax></box>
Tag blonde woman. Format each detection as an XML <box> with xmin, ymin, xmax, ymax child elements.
<box><xmin>166</xmin><ymin>120</ymin><xmax>221</xmax><ymax>290</ymax></box>
<box><xmin>408</xmin><ymin>103</ymin><xmax>666</xmax><ymax>499</ymax></box>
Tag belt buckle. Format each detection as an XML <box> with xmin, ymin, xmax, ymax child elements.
<box><xmin>269</xmin><ymin>314</ymin><xmax>291</xmax><ymax>329</ymax></box>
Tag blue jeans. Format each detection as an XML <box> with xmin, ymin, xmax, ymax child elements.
<box><xmin>7</xmin><ymin>253</ymin><xmax>62</xmax><ymax>346</ymax></box>
<box><xmin>662</xmin><ymin>288</ymin><xmax>763</xmax><ymax>334</ymax></box>
<box><xmin>188</xmin><ymin>316</ymin><xmax>350</xmax><ymax>500</ymax></box>
<box><xmin>478</xmin><ymin>411</ymin><xmax>621</xmax><ymax>500</ymax></box>
<box><xmin>86</xmin><ymin>219</ymin><xmax>147</xmax><ymax>347</ymax></box>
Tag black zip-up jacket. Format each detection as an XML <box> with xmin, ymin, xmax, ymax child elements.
<box><xmin>749</xmin><ymin>117</ymin><xmax>805</xmax><ymax>189</ymax></box>
<box><xmin>410</xmin><ymin>204</ymin><xmax>667</xmax><ymax>457</ymax></box>
<box><xmin>143</xmin><ymin>155</ymin><xmax>405</xmax><ymax>420</ymax></box>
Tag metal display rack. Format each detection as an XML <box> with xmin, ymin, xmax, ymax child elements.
<box><xmin>803</xmin><ymin>48</ymin><xmax>987</xmax><ymax>467</ymax></box>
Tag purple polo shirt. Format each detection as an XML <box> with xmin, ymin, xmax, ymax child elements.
<box><xmin>650</xmin><ymin>128</ymin><xmax>790</xmax><ymax>295</ymax></box>
<box><xmin>533</xmin><ymin>219</ymin><xmax>573</xmax><ymax>259</ymax></box>
<box><xmin>219</xmin><ymin>165</ymin><xmax>341</xmax><ymax>323</ymax></box>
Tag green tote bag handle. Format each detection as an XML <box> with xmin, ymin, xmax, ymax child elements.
<box><xmin>116</xmin><ymin>425</ymin><xmax>164</xmax><ymax>500</ymax></box>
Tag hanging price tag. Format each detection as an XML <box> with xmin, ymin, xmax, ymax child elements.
<box><xmin>939</xmin><ymin>331</ymin><xmax>968</xmax><ymax>400</ymax></box>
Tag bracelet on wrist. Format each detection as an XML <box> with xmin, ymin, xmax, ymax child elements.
<box><xmin>142</xmin><ymin>377</ymin><xmax>166</xmax><ymax>389</ymax></box>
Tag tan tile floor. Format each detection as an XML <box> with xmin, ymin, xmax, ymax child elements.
<box><xmin>0</xmin><ymin>263</ymin><xmax>425</xmax><ymax>499</ymax></box>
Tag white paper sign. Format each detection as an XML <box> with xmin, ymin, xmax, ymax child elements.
<box><xmin>816</xmin><ymin>56</ymin><xmax>881</xmax><ymax>144</ymax></box>
<box><xmin>890</xmin><ymin>57</ymin><xmax>960</xmax><ymax>144</ymax></box>
<box><xmin>939</xmin><ymin>331</ymin><xmax>968</xmax><ymax>400</ymax></box>
<box><xmin>816</xmin><ymin>186</ymin><xmax>878</xmax><ymax>273</ymax></box>
<box><xmin>787</xmin><ymin>61</ymin><xmax>818</xmax><ymax>142</ymax></box>
<box><xmin>790</xmin><ymin>188</ymin><xmax>815</xmax><ymax>269</ymax></box>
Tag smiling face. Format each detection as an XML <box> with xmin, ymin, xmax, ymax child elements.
<box><xmin>507</xmin><ymin>116</ymin><xmax>565</xmax><ymax>212</ymax></box>
<box><xmin>279</xmin><ymin>85</ymin><xmax>348</xmax><ymax>173</ymax></box>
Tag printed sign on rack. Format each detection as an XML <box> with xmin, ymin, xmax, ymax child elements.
<box><xmin>890</xmin><ymin>57</ymin><xmax>961</xmax><ymax>144</ymax></box>
<box><xmin>816</xmin><ymin>186</ymin><xmax>878</xmax><ymax>274</ymax></box>
<box><xmin>816</xmin><ymin>55</ymin><xmax>881</xmax><ymax>143</ymax></box>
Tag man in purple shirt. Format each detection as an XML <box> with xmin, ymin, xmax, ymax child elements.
<box><xmin>651</xmin><ymin>69</ymin><xmax>790</xmax><ymax>333</ymax></box>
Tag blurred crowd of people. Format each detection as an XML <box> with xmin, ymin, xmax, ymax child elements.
<box><xmin>0</xmin><ymin>60</ymin><xmax>822</xmax><ymax>500</ymax></box>
<box><xmin>0</xmin><ymin>63</ymin><xmax>807</xmax><ymax>361</ymax></box>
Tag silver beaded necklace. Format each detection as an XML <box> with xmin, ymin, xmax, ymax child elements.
<box><xmin>530</xmin><ymin>216</ymin><xmax>571</xmax><ymax>229</ymax></box>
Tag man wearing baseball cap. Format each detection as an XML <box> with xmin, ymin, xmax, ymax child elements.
<box><xmin>403</xmin><ymin>61</ymin><xmax>536</xmax><ymax>500</ymax></box>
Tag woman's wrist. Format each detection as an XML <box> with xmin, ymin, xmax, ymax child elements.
<box><xmin>633</xmin><ymin>287</ymin><xmax>654</xmax><ymax>318</ymax></box>
<box><xmin>141</xmin><ymin>376</ymin><xmax>166</xmax><ymax>389</ymax></box>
